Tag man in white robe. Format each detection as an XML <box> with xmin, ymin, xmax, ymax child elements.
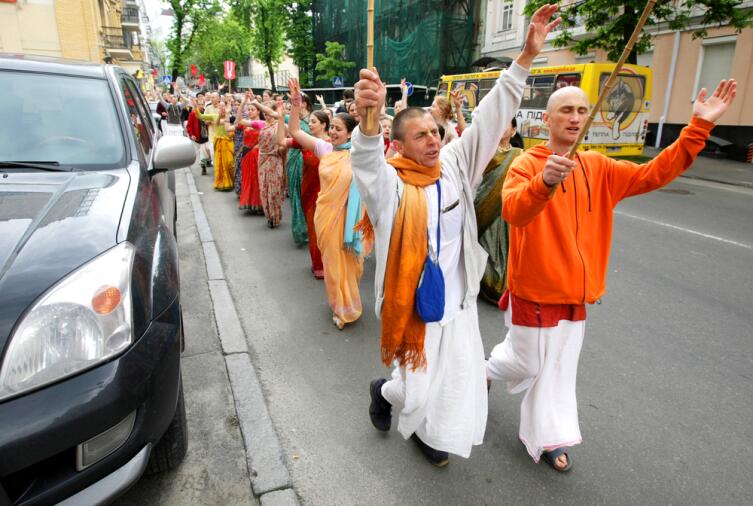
<box><xmin>351</xmin><ymin>4</ymin><xmax>561</xmax><ymax>466</ymax></box>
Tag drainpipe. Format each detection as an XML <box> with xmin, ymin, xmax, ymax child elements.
<box><xmin>655</xmin><ymin>30</ymin><xmax>681</xmax><ymax>149</ymax></box>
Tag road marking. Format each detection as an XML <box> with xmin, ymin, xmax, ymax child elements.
<box><xmin>615</xmin><ymin>211</ymin><xmax>753</xmax><ymax>251</ymax></box>
<box><xmin>677</xmin><ymin>176</ymin><xmax>753</xmax><ymax>196</ymax></box>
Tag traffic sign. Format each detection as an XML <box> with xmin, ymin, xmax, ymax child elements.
<box><xmin>332</xmin><ymin>76</ymin><xmax>344</xmax><ymax>88</ymax></box>
<box><xmin>161</xmin><ymin>75</ymin><xmax>172</xmax><ymax>84</ymax></box>
<box><xmin>405</xmin><ymin>81</ymin><xmax>414</xmax><ymax>97</ymax></box>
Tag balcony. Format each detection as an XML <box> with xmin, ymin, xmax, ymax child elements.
<box><xmin>102</xmin><ymin>27</ymin><xmax>133</xmax><ymax>59</ymax></box>
<box><xmin>122</xmin><ymin>6</ymin><xmax>140</xmax><ymax>31</ymax></box>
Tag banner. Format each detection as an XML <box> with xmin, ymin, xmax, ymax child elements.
<box><xmin>223</xmin><ymin>60</ymin><xmax>236</xmax><ymax>80</ymax></box>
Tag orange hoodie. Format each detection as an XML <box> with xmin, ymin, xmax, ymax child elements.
<box><xmin>503</xmin><ymin>116</ymin><xmax>714</xmax><ymax>305</ymax></box>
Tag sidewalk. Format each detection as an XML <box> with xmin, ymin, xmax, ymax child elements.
<box><xmin>644</xmin><ymin>146</ymin><xmax>753</xmax><ymax>189</ymax></box>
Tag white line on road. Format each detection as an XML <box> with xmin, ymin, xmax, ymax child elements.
<box><xmin>677</xmin><ymin>176</ymin><xmax>753</xmax><ymax>196</ymax></box>
<box><xmin>615</xmin><ymin>210</ymin><xmax>753</xmax><ymax>251</ymax></box>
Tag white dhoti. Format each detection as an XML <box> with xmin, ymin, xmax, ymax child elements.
<box><xmin>486</xmin><ymin>305</ymin><xmax>585</xmax><ymax>462</ymax></box>
<box><xmin>381</xmin><ymin>303</ymin><xmax>488</xmax><ymax>458</ymax></box>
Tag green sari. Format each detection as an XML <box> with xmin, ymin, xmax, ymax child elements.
<box><xmin>474</xmin><ymin>146</ymin><xmax>522</xmax><ymax>303</ymax></box>
<box><xmin>286</xmin><ymin>118</ymin><xmax>309</xmax><ymax>245</ymax></box>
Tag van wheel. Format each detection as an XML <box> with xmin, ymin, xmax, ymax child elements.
<box><xmin>146</xmin><ymin>379</ymin><xmax>188</xmax><ymax>474</ymax></box>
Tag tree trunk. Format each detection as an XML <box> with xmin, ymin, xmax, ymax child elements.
<box><xmin>266</xmin><ymin>59</ymin><xmax>277</xmax><ymax>92</ymax></box>
<box><xmin>623</xmin><ymin>5</ymin><xmax>638</xmax><ymax>65</ymax></box>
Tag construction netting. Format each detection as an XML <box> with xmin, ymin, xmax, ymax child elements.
<box><xmin>312</xmin><ymin>0</ymin><xmax>478</xmax><ymax>90</ymax></box>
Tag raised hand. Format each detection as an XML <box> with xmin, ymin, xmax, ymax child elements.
<box><xmin>450</xmin><ymin>90</ymin><xmax>463</xmax><ymax>110</ymax></box>
<box><xmin>354</xmin><ymin>67</ymin><xmax>386</xmax><ymax>136</ymax></box>
<box><xmin>517</xmin><ymin>4</ymin><xmax>561</xmax><ymax>68</ymax></box>
<box><xmin>400</xmin><ymin>77</ymin><xmax>407</xmax><ymax>91</ymax></box>
<box><xmin>275</xmin><ymin>97</ymin><xmax>285</xmax><ymax>115</ymax></box>
<box><xmin>692</xmin><ymin>79</ymin><xmax>736</xmax><ymax>124</ymax></box>
<box><xmin>287</xmin><ymin>78</ymin><xmax>302</xmax><ymax>107</ymax></box>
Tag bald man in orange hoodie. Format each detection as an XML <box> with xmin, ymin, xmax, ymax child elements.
<box><xmin>486</xmin><ymin>79</ymin><xmax>737</xmax><ymax>472</ymax></box>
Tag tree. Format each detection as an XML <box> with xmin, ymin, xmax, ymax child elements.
<box><xmin>191</xmin><ymin>15</ymin><xmax>252</xmax><ymax>84</ymax></box>
<box><xmin>167</xmin><ymin>0</ymin><xmax>220</xmax><ymax>81</ymax></box>
<box><xmin>315</xmin><ymin>41</ymin><xmax>356</xmax><ymax>84</ymax></box>
<box><xmin>150</xmin><ymin>38</ymin><xmax>170</xmax><ymax>75</ymax></box>
<box><xmin>231</xmin><ymin>0</ymin><xmax>287</xmax><ymax>92</ymax></box>
<box><xmin>283</xmin><ymin>0</ymin><xmax>316</xmax><ymax>87</ymax></box>
<box><xmin>525</xmin><ymin>0</ymin><xmax>753</xmax><ymax>64</ymax></box>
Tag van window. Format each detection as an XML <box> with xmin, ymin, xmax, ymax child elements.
<box><xmin>478</xmin><ymin>78</ymin><xmax>496</xmax><ymax>101</ymax></box>
<box><xmin>521</xmin><ymin>75</ymin><xmax>555</xmax><ymax>108</ymax></box>
<box><xmin>555</xmin><ymin>73</ymin><xmax>581</xmax><ymax>89</ymax></box>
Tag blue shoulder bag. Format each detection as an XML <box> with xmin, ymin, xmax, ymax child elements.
<box><xmin>415</xmin><ymin>181</ymin><xmax>445</xmax><ymax>323</ymax></box>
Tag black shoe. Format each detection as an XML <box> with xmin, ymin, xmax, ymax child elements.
<box><xmin>369</xmin><ymin>378</ymin><xmax>391</xmax><ymax>432</ymax></box>
<box><xmin>411</xmin><ymin>434</ymin><xmax>449</xmax><ymax>467</ymax></box>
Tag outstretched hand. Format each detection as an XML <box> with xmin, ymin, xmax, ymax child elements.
<box><xmin>287</xmin><ymin>78</ymin><xmax>302</xmax><ymax>107</ymax></box>
<box><xmin>692</xmin><ymin>79</ymin><xmax>736</xmax><ymax>124</ymax></box>
<box><xmin>516</xmin><ymin>4</ymin><xmax>560</xmax><ymax>68</ymax></box>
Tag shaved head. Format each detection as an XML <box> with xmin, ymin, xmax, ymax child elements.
<box><xmin>546</xmin><ymin>86</ymin><xmax>589</xmax><ymax>114</ymax></box>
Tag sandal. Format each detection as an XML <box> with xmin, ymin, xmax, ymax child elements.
<box><xmin>541</xmin><ymin>448</ymin><xmax>573</xmax><ymax>472</ymax></box>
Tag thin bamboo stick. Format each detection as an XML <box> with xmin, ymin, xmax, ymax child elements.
<box><xmin>566</xmin><ymin>0</ymin><xmax>657</xmax><ymax>158</ymax></box>
<box><xmin>366</xmin><ymin>0</ymin><xmax>376</xmax><ymax>130</ymax></box>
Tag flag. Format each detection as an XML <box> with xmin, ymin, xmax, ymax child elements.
<box><xmin>190</xmin><ymin>64</ymin><xmax>197</xmax><ymax>77</ymax></box>
<box><xmin>198</xmin><ymin>74</ymin><xmax>206</xmax><ymax>86</ymax></box>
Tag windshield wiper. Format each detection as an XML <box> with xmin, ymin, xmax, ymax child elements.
<box><xmin>0</xmin><ymin>161</ymin><xmax>75</xmax><ymax>172</ymax></box>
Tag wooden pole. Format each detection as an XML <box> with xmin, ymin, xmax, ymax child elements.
<box><xmin>365</xmin><ymin>0</ymin><xmax>376</xmax><ymax>130</ymax></box>
<box><xmin>567</xmin><ymin>0</ymin><xmax>657</xmax><ymax>158</ymax></box>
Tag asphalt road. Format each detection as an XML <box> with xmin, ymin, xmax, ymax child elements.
<box><xmin>174</xmin><ymin>161</ymin><xmax>753</xmax><ymax>505</ymax></box>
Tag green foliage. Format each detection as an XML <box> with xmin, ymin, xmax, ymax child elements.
<box><xmin>524</xmin><ymin>0</ymin><xmax>753</xmax><ymax>64</ymax></box>
<box><xmin>167</xmin><ymin>0</ymin><xmax>220</xmax><ymax>80</ymax></box>
<box><xmin>191</xmin><ymin>15</ymin><xmax>252</xmax><ymax>83</ymax></box>
<box><xmin>315</xmin><ymin>41</ymin><xmax>356</xmax><ymax>83</ymax></box>
<box><xmin>150</xmin><ymin>38</ymin><xmax>170</xmax><ymax>74</ymax></box>
<box><xmin>231</xmin><ymin>0</ymin><xmax>287</xmax><ymax>91</ymax></box>
<box><xmin>283</xmin><ymin>0</ymin><xmax>316</xmax><ymax>87</ymax></box>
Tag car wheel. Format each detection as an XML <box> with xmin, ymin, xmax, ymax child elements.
<box><xmin>146</xmin><ymin>377</ymin><xmax>188</xmax><ymax>474</ymax></box>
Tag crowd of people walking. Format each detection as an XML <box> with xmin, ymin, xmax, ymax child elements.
<box><xmin>153</xmin><ymin>2</ymin><xmax>738</xmax><ymax>476</ymax></box>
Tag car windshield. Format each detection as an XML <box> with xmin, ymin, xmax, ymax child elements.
<box><xmin>0</xmin><ymin>71</ymin><xmax>125</xmax><ymax>168</ymax></box>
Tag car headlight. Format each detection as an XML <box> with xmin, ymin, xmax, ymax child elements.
<box><xmin>0</xmin><ymin>242</ymin><xmax>135</xmax><ymax>401</ymax></box>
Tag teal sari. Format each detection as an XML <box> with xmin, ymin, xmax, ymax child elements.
<box><xmin>286</xmin><ymin>117</ymin><xmax>309</xmax><ymax>245</ymax></box>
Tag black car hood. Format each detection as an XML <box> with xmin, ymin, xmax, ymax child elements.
<box><xmin>0</xmin><ymin>170</ymin><xmax>129</xmax><ymax>352</ymax></box>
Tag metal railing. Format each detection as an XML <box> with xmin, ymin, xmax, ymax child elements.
<box><xmin>122</xmin><ymin>6</ymin><xmax>140</xmax><ymax>26</ymax></box>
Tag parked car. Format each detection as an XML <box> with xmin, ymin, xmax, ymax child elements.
<box><xmin>0</xmin><ymin>54</ymin><xmax>195</xmax><ymax>505</ymax></box>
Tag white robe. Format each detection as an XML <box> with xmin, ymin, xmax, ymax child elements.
<box><xmin>486</xmin><ymin>304</ymin><xmax>585</xmax><ymax>462</ymax></box>
<box><xmin>351</xmin><ymin>62</ymin><xmax>529</xmax><ymax>457</ymax></box>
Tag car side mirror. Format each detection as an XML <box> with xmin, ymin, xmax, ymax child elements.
<box><xmin>151</xmin><ymin>135</ymin><xmax>195</xmax><ymax>174</ymax></box>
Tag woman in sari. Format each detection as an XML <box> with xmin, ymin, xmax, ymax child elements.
<box><xmin>256</xmin><ymin>101</ymin><xmax>284</xmax><ymax>227</ymax></box>
<box><xmin>278</xmin><ymin>108</ymin><xmax>330</xmax><ymax>278</ymax></box>
<box><xmin>284</xmin><ymin>94</ymin><xmax>314</xmax><ymax>246</ymax></box>
<box><xmin>238</xmin><ymin>101</ymin><xmax>266</xmax><ymax>213</ymax></box>
<box><xmin>196</xmin><ymin>102</ymin><xmax>234</xmax><ymax>191</ymax></box>
<box><xmin>285</xmin><ymin>78</ymin><xmax>371</xmax><ymax>330</ymax></box>
<box><xmin>474</xmin><ymin>117</ymin><xmax>522</xmax><ymax>303</ymax></box>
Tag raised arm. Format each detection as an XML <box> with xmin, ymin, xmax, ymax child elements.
<box><xmin>352</xmin><ymin>67</ymin><xmax>398</xmax><ymax>227</ymax></box>
<box><xmin>276</xmin><ymin>98</ymin><xmax>289</xmax><ymax>147</ymax></box>
<box><xmin>450</xmin><ymin>90</ymin><xmax>466</xmax><ymax>134</ymax></box>
<box><xmin>286</xmin><ymin>78</ymin><xmax>320</xmax><ymax>152</ymax></box>
<box><xmin>252</xmin><ymin>99</ymin><xmax>279</xmax><ymax>120</ymax></box>
<box><xmin>443</xmin><ymin>3</ymin><xmax>560</xmax><ymax>190</ymax></box>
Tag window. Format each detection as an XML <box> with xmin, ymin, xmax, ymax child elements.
<box><xmin>521</xmin><ymin>75</ymin><xmax>555</xmax><ymax>108</ymax></box>
<box><xmin>555</xmin><ymin>73</ymin><xmax>582</xmax><ymax>89</ymax></box>
<box><xmin>119</xmin><ymin>76</ymin><xmax>152</xmax><ymax>159</ymax></box>
<box><xmin>477</xmin><ymin>78</ymin><xmax>496</xmax><ymax>101</ymax></box>
<box><xmin>0</xmin><ymin>71</ymin><xmax>125</xmax><ymax>167</ymax></box>
<box><xmin>496</xmin><ymin>0</ymin><xmax>514</xmax><ymax>32</ymax></box>
<box><xmin>694</xmin><ymin>38</ymin><xmax>735</xmax><ymax>98</ymax></box>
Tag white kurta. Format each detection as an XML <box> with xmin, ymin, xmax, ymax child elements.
<box><xmin>486</xmin><ymin>305</ymin><xmax>585</xmax><ymax>462</ymax></box>
<box><xmin>350</xmin><ymin>62</ymin><xmax>529</xmax><ymax>458</ymax></box>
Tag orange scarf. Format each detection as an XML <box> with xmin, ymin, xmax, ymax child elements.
<box><xmin>358</xmin><ymin>154</ymin><xmax>440</xmax><ymax>370</ymax></box>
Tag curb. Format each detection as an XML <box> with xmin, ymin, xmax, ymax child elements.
<box><xmin>184</xmin><ymin>168</ymin><xmax>299</xmax><ymax>504</ymax></box>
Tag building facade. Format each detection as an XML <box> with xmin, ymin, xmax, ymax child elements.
<box><xmin>0</xmin><ymin>0</ymin><xmax>151</xmax><ymax>82</ymax></box>
<box><xmin>480</xmin><ymin>0</ymin><xmax>753</xmax><ymax>159</ymax></box>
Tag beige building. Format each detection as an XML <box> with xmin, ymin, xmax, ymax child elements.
<box><xmin>0</xmin><ymin>0</ymin><xmax>150</xmax><ymax>77</ymax></box>
<box><xmin>480</xmin><ymin>0</ymin><xmax>753</xmax><ymax>159</ymax></box>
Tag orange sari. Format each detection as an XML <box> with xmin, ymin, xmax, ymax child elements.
<box><xmin>314</xmin><ymin>150</ymin><xmax>371</xmax><ymax>323</ymax></box>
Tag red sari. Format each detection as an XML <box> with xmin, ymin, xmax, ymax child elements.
<box><xmin>295</xmin><ymin>140</ymin><xmax>323</xmax><ymax>276</ymax></box>
<box><xmin>240</xmin><ymin>127</ymin><xmax>262</xmax><ymax>212</ymax></box>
